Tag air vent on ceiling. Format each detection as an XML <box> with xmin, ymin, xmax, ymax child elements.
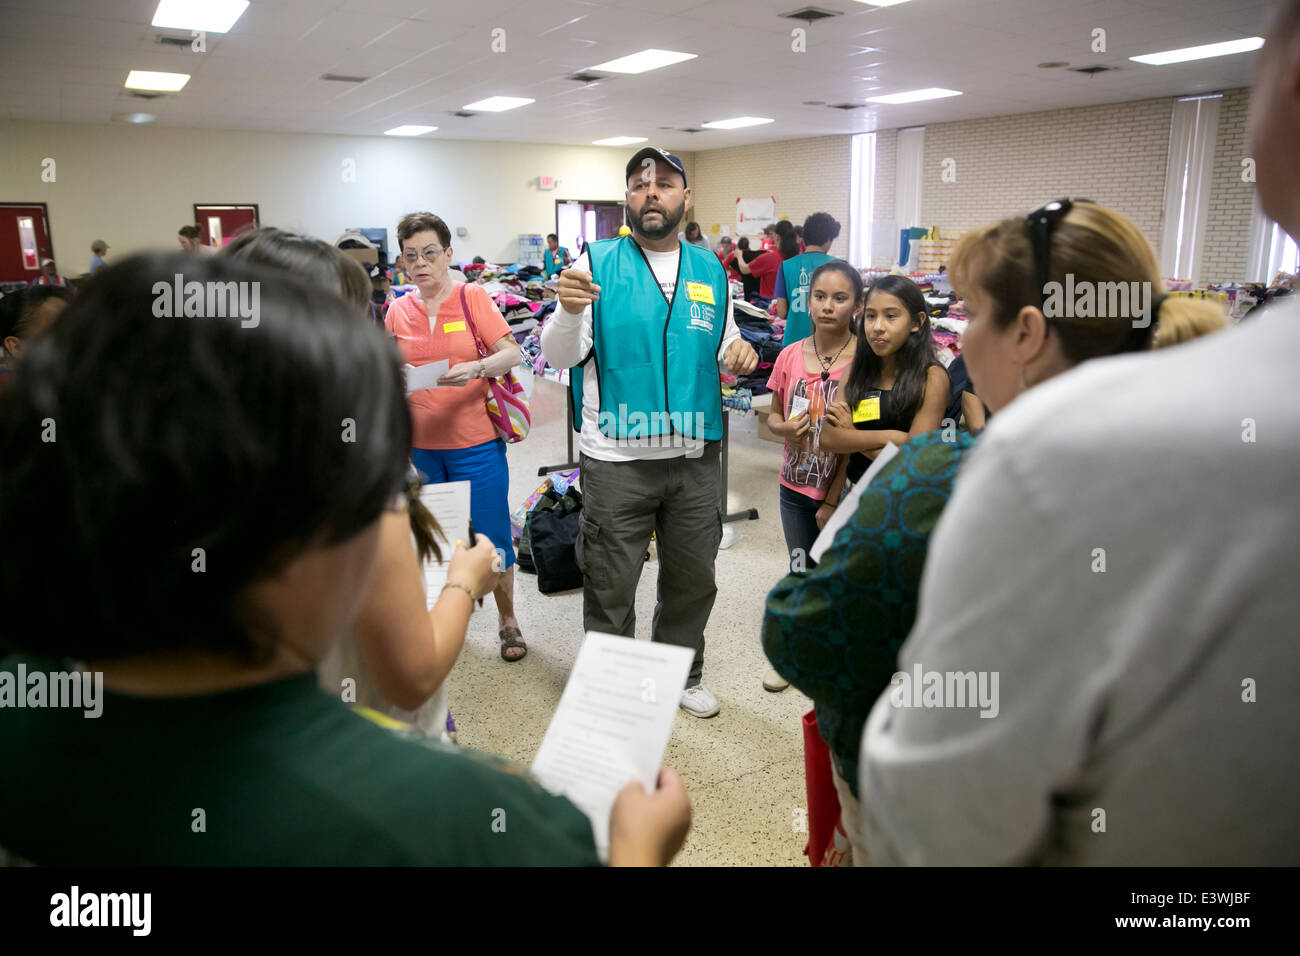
<box><xmin>569</xmin><ymin>72</ymin><xmax>605</xmax><ymax>83</ymax></box>
<box><xmin>155</xmin><ymin>34</ymin><xmax>193</xmax><ymax>48</ymax></box>
<box><xmin>1038</xmin><ymin>61</ymin><xmax>1069</xmax><ymax>69</ymax></box>
<box><xmin>1070</xmin><ymin>65</ymin><xmax>1115</xmax><ymax>75</ymax></box>
<box><xmin>780</xmin><ymin>6</ymin><xmax>842</xmax><ymax>22</ymax></box>
<box><xmin>127</xmin><ymin>91</ymin><xmax>166</xmax><ymax>100</ymax></box>
<box><xmin>828</xmin><ymin>102</ymin><xmax>866</xmax><ymax>110</ymax></box>
<box><xmin>321</xmin><ymin>73</ymin><xmax>369</xmax><ymax>83</ymax></box>
<box><xmin>678</xmin><ymin>127</ymin><xmax>703</xmax><ymax>134</ymax></box>
<box><xmin>449</xmin><ymin>110</ymin><xmax>475</xmax><ymax>118</ymax></box>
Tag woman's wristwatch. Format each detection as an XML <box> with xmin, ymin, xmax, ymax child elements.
<box><xmin>476</xmin><ymin>360</ymin><xmax>486</xmax><ymax>379</ymax></box>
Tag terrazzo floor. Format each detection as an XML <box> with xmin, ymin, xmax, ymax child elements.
<box><xmin>448</xmin><ymin>371</ymin><xmax>814</xmax><ymax>866</ymax></box>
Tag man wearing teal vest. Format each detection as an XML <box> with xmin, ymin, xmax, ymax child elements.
<box><xmin>543</xmin><ymin>234</ymin><xmax>571</xmax><ymax>278</ymax></box>
<box><xmin>541</xmin><ymin>147</ymin><xmax>758</xmax><ymax>719</ymax></box>
<box><xmin>775</xmin><ymin>212</ymin><xmax>842</xmax><ymax>345</ymax></box>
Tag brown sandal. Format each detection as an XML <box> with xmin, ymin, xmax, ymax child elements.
<box><xmin>499</xmin><ymin>626</ymin><xmax>527</xmax><ymax>662</ymax></box>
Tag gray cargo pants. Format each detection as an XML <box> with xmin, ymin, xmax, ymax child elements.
<box><xmin>575</xmin><ymin>442</ymin><xmax>723</xmax><ymax>687</ymax></box>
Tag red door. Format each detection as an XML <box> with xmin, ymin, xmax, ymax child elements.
<box><xmin>193</xmin><ymin>204</ymin><xmax>259</xmax><ymax>250</ymax></box>
<box><xmin>0</xmin><ymin>204</ymin><xmax>53</xmax><ymax>284</ymax></box>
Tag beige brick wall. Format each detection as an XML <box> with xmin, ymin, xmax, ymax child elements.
<box><xmin>687</xmin><ymin>88</ymin><xmax>1257</xmax><ymax>280</ymax></box>
<box><xmin>920</xmin><ymin>98</ymin><xmax>1173</xmax><ymax>249</ymax></box>
<box><xmin>688</xmin><ymin>135</ymin><xmax>852</xmax><ymax>250</ymax></box>
<box><xmin>1201</xmin><ymin>87</ymin><xmax>1256</xmax><ymax>284</ymax></box>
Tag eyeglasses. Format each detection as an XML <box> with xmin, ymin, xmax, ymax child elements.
<box><xmin>401</xmin><ymin>247</ymin><xmax>445</xmax><ymax>264</ymax></box>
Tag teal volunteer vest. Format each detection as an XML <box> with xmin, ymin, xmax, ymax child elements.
<box><xmin>569</xmin><ymin>236</ymin><xmax>727</xmax><ymax>441</ymax></box>
<box><xmin>543</xmin><ymin>246</ymin><xmax>569</xmax><ymax>277</ymax></box>
<box><xmin>780</xmin><ymin>251</ymin><xmax>837</xmax><ymax>345</ymax></box>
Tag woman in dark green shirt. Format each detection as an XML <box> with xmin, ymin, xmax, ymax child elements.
<box><xmin>0</xmin><ymin>252</ymin><xmax>689</xmax><ymax>867</ymax></box>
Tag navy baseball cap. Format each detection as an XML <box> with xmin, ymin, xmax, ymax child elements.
<box><xmin>626</xmin><ymin>146</ymin><xmax>687</xmax><ymax>186</ymax></box>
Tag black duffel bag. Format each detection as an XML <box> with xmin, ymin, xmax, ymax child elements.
<box><xmin>526</xmin><ymin>486</ymin><xmax>584</xmax><ymax>594</ymax></box>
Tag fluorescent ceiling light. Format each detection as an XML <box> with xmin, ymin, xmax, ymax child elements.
<box><xmin>701</xmin><ymin>116</ymin><xmax>774</xmax><ymax>130</ymax></box>
<box><xmin>853</xmin><ymin>0</ymin><xmax>913</xmax><ymax>6</ymax></box>
<box><xmin>590</xmin><ymin>49</ymin><xmax>697</xmax><ymax>74</ymax></box>
<box><xmin>593</xmin><ymin>136</ymin><xmax>648</xmax><ymax>146</ymax></box>
<box><xmin>1130</xmin><ymin>37</ymin><xmax>1264</xmax><ymax>66</ymax></box>
<box><xmin>867</xmin><ymin>87</ymin><xmax>962</xmax><ymax>104</ymax></box>
<box><xmin>462</xmin><ymin>96</ymin><xmax>535</xmax><ymax>112</ymax></box>
<box><xmin>124</xmin><ymin>70</ymin><xmax>190</xmax><ymax>92</ymax></box>
<box><xmin>152</xmin><ymin>0</ymin><xmax>249</xmax><ymax>33</ymax></box>
<box><xmin>385</xmin><ymin>125</ymin><xmax>437</xmax><ymax>136</ymax></box>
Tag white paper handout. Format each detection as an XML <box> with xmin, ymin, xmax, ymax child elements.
<box><xmin>789</xmin><ymin>394</ymin><xmax>810</xmax><ymax>419</ymax></box>
<box><xmin>416</xmin><ymin>480</ymin><xmax>471</xmax><ymax>604</ymax></box>
<box><xmin>404</xmin><ymin>359</ymin><xmax>450</xmax><ymax>394</ymax></box>
<box><xmin>809</xmin><ymin>441</ymin><xmax>901</xmax><ymax>564</ymax></box>
<box><xmin>531</xmin><ymin>632</ymin><xmax>693</xmax><ymax>862</ymax></box>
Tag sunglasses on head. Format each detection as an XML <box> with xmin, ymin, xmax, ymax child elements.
<box><xmin>1025</xmin><ymin>198</ymin><xmax>1095</xmax><ymax>310</ymax></box>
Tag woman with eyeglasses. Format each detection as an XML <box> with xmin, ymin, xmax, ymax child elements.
<box><xmin>763</xmin><ymin>200</ymin><xmax>1226</xmax><ymax>866</ymax></box>
<box><xmin>385</xmin><ymin>213</ymin><xmax>528</xmax><ymax>663</ymax></box>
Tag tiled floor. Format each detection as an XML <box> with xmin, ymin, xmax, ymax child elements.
<box><xmin>450</xmin><ymin>372</ymin><xmax>814</xmax><ymax>866</ymax></box>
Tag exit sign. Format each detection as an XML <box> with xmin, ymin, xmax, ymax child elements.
<box><xmin>538</xmin><ymin>176</ymin><xmax>556</xmax><ymax>190</ymax></box>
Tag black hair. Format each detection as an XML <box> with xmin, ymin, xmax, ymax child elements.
<box><xmin>842</xmin><ymin>274</ymin><xmax>938</xmax><ymax>425</ymax></box>
<box><xmin>178</xmin><ymin>225</ymin><xmax>200</xmax><ymax>240</ymax></box>
<box><xmin>546</xmin><ymin>233</ymin><xmax>558</xmax><ymax>242</ymax></box>
<box><xmin>802</xmin><ymin>212</ymin><xmax>842</xmax><ymax>248</ymax></box>
<box><xmin>0</xmin><ymin>252</ymin><xmax>411</xmax><ymax>664</ymax></box>
<box><xmin>0</xmin><ymin>287</ymin><xmax>71</xmax><ymax>356</ymax></box>
<box><xmin>221</xmin><ymin>228</ymin><xmax>440</xmax><ymax>564</ymax></box>
<box><xmin>737</xmin><ymin>237</ymin><xmax>750</xmax><ymax>251</ymax></box>
<box><xmin>775</xmin><ymin>221</ymin><xmax>799</xmax><ymax>260</ymax></box>
<box><xmin>685</xmin><ymin>221</ymin><xmax>701</xmax><ymax>238</ymax></box>
<box><xmin>220</xmin><ymin>227</ymin><xmax>370</xmax><ymax>317</ymax></box>
<box><xmin>809</xmin><ymin>260</ymin><xmax>864</xmax><ymax>307</ymax></box>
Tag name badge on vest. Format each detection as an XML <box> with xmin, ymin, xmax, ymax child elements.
<box><xmin>853</xmin><ymin>392</ymin><xmax>881</xmax><ymax>423</ymax></box>
<box><xmin>684</xmin><ymin>281</ymin><xmax>715</xmax><ymax>306</ymax></box>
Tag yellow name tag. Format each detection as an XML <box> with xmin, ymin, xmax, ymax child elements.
<box><xmin>853</xmin><ymin>398</ymin><xmax>881</xmax><ymax>423</ymax></box>
<box><xmin>443</xmin><ymin>321</ymin><xmax>467</xmax><ymax>333</ymax></box>
<box><xmin>685</xmin><ymin>281</ymin><xmax>715</xmax><ymax>305</ymax></box>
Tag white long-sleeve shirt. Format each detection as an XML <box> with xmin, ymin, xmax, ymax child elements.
<box><xmin>540</xmin><ymin>247</ymin><xmax>741</xmax><ymax>462</ymax></box>
<box><xmin>860</xmin><ymin>298</ymin><xmax>1300</xmax><ymax>865</ymax></box>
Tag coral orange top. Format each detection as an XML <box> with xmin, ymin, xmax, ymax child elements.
<box><xmin>385</xmin><ymin>283</ymin><xmax>512</xmax><ymax>450</ymax></box>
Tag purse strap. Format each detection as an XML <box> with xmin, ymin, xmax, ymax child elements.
<box><xmin>457</xmin><ymin>284</ymin><xmax>490</xmax><ymax>359</ymax></box>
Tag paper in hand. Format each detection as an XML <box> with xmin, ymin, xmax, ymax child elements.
<box><xmin>416</xmin><ymin>480</ymin><xmax>471</xmax><ymax>603</ymax></box>
<box><xmin>789</xmin><ymin>394</ymin><xmax>810</xmax><ymax>419</ymax></box>
<box><xmin>404</xmin><ymin>359</ymin><xmax>450</xmax><ymax>394</ymax></box>
<box><xmin>531</xmin><ymin>632</ymin><xmax>693</xmax><ymax>862</ymax></box>
<box><xmin>810</xmin><ymin>441</ymin><xmax>901</xmax><ymax>564</ymax></box>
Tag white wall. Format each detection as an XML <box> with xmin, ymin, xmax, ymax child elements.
<box><xmin>0</xmin><ymin>122</ymin><xmax>635</xmax><ymax>269</ymax></box>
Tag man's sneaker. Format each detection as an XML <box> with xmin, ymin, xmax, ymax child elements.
<box><xmin>680</xmin><ymin>685</ymin><xmax>720</xmax><ymax>718</ymax></box>
<box><xmin>762</xmin><ymin>668</ymin><xmax>790</xmax><ymax>692</ymax></box>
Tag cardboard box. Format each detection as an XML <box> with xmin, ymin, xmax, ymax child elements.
<box><xmin>341</xmin><ymin>247</ymin><xmax>379</xmax><ymax>267</ymax></box>
<box><xmin>757</xmin><ymin>411</ymin><xmax>783</xmax><ymax>443</ymax></box>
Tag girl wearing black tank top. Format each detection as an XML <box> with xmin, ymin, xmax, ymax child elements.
<box><xmin>821</xmin><ymin>275</ymin><xmax>949</xmax><ymax>482</ymax></box>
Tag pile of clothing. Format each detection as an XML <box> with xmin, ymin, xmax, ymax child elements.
<box><xmin>731</xmin><ymin>306</ymin><xmax>782</xmax><ymax>396</ymax></box>
<box><xmin>721</xmin><ymin>385</ymin><xmax>753</xmax><ymax>413</ymax></box>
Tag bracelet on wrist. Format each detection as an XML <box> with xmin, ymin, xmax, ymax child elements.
<box><xmin>441</xmin><ymin>581</ymin><xmax>477</xmax><ymax>604</ymax></box>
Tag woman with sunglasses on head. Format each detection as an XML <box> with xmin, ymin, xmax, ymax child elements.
<box><xmin>764</xmin><ymin>200</ymin><xmax>1225</xmax><ymax>865</ymax></box>
<box><xmin>817</xmin><ymin>274</ymin><xmax>950</xmax><ymax>480</ymax></box>
<box><xmin>386</xmin><ymin>213</ymin><xmax>529</xmax><ymax>664</ymax></box>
